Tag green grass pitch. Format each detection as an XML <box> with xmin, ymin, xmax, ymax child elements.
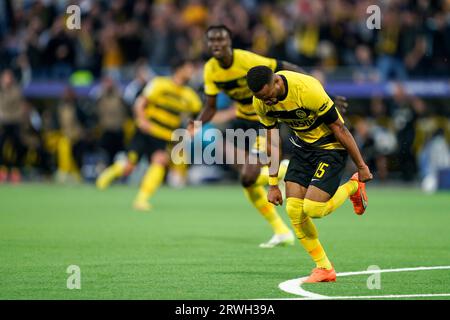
<box><xmin>0</xmin><ymin>183</ymin><xmax>449</xmax><ymax>299</ymax></box>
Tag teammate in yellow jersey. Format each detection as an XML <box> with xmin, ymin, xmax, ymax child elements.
<box><xmin>247</xmin><ymin>66</ymin><xmax>372</xmax><ymax>282</ymax></box>
<box><xmin>188</xmin><ymin>25</ymin><xmax>347</xmax><ymax>248</ymax></box>
<box><xmin>96</xmin><ymin>59</ymin><xmax>201</xmax><ymax>211</ymax></box>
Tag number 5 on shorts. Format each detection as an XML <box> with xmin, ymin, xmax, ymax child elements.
<box><xmin>314</xmin><ymin>162</ymin><xmax>329</xmax><ymax>178</ymax></box>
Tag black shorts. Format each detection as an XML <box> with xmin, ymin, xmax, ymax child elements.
<box><xmin>284</xmin><ymin>137</ymin><xmax>348</xmax><ymax>196</ymax></box>
<box><xmin>127</xmin><ymin>130</ymin><xmax>167</xmax><ymax>164</ymax></box>
<box><xmin>99</xmin><ymin>130</ymin><xmax>125</xmax><ymax>163</ymax></box>
<box><xmin>226</xmin><ymin>118</ymin><xmax>264</xmax><ymax>152</ymax></box>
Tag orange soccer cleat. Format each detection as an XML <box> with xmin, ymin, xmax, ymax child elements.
<box><xmin>349</xmin><ymin>172</ymin><xmax>368</xmax><ymax>215</ymax></box>
<box><xmin>304</xmin><ymin>267</ymin><xmax>337</xmax><ymax>283</ymax></box>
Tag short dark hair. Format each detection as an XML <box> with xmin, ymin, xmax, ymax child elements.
<box><xmin>170</xmin><ymin>57</ymin><xmax>192</xmax><ymax>72</ymax></box>
<box><xmin>246</xmin><ymin>66</ymin><xmax>273</xmax><ymax>93</ymax></box>
<box><xmin>206</xmin><ymin>25</ymin><xmax>232</xmax><ymax>39</ymax></box>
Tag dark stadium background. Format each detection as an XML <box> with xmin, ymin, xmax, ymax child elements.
<box><xmin>0</xmin><ymin>0</ymin><xmax>449</xmax><ymax>189</ymax></box>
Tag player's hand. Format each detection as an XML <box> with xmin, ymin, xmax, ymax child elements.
<box><xmin>187</xmin><ymin>120</ymin><xmax>195</xmax><ymax>137</ymax></box>
<box><xmin>358</xmin><ymin>164</ymin><xmax>373</xmax><ymax>182</ymax></box>
<box><xmin>334</xmin><ymin>96</ymin><xmax>348</xmax><ymax>114</ymax></box>
<box><xmin>268</xmin><ymin>186</ymin><xmax>283</xmax><ymax>206</ymax></box>
<box><xmin>137</xmin><ymin>118</ymin><xmax>152</xmax><ymax>134</ymax></box>
<box><xmin>187</xmin><ymin>119</ymin><xmax>201</xmax><ymax>137</ymax></box>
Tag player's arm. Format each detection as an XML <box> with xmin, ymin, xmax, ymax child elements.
<box><xmin>254</xmin><ymin>97</ymin><xmax>283</xmax><ymax>205</ymax></box>
<box><xmin>266</xmin><ymin>127</ymin><xmax>284</xmax><ymax>206</ymax></box>
<box><xmin>324</xmin><ymin>108</ymin><xmax>373</xmax><ymax>182</ymax></box>
<box><xmin>278</xmin><ymin>60</ymin><xmax>306</xmax><ymax>74</ymax></box>
<box><xmin>196</xmin><ymin>95</ymin><xmax>218</xmax><ymax>123</ymax></box>
<box><xmin>133</xmin><ymin>95</ymin><xmax>152</xmax><ymax>133</ymax></box>
<box><xmin>210</xmin><ymin>104</ymin><xmax>236</xmax><ymax>124</ymax></box>
<box><xmin>187</xmin><ymin>95</ymin><xmax>217</xmax><ymax>135</ymax></box>
<box><xmin>188</xmin><ymin>62</ymin><xmax>223</xmax><ymax>135</ymax></box>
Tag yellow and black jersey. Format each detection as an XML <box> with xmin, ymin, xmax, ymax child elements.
<box><xmin>204</xmin><ymin>49</ymin><xmax>280</xmax><ymax>122</ymax></box>
<box><xmin>142</xmin><ymin>76</ymin><xmax>201</xmax><ymax>141</ymax></box>
<box><xmin>253</xmin><ymin>71</ymin><xmax>344</xmax><ymax>150</ymax></box>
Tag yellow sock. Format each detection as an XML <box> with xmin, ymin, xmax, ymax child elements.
<box><xmin>96</xmin><ymin>161</ymin><xmax>126</xmax><ymax>189</ymax></box>
<box><xmin>286</xmin><ymin>197</ymin><xmax>332</xmax><ymax>270</ymax></box>
<box><xmin>255</xmin><ymin>161</ymin><xmax>289</xmax><ymax>186</ymax></box>
<box><xmin>136</xmin><ymin>163</ymin><xmax>166</xmax><ymax>203</ymax></box>
<box><xmin>244</xmin><ymin>185</ymin><xmax>290</xmax><ymax>235</ymax></box>
<box><xmin>303</xmin><ymin>180</ymin><xmax>359</xmax><ymax>219</ymax></box>
<box><xmin>57</xmin><ymin>136</ymin><xmax>76</xmax><ymax>173</ymax></box>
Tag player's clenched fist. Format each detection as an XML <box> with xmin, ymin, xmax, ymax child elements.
<box><xmin>358</xmin><ymin>165</ymin><xmax>373</xmax><ymax>182</ymax></box>
<box><xmin>268</xmin><ymin>186</ymin><xmax>283</xmax><ymax>206</ymax></box>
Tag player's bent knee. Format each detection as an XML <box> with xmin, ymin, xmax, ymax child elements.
<box><xmin>285</xmin><ymin>197</ymin><xmax>303</xmax><ymax>225</ymax></box>
<box><xmin>303</xmin><ymin>199</ymin><xmax>327</xmax><ymax>219</ymax></box>
<box><xmin>151</xmin><ymin>151</ymin><xmax>169</xmax><ymax>166</ymax></box>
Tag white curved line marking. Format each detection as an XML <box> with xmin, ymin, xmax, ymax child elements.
<box><xmin>279</xmin><ymin>265</ymin><xmax>450</xmax><ymax>299</ymax></box>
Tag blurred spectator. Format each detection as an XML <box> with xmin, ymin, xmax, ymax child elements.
<box><xmin>99</xmin><ymin>23</ymin><xmax>124</xmax><ymax>81</ymax></box>
<box><xmin>123</xmin><ymin>62</ymin><xmax>154</xmax><ymax>108</ymax></box>
<box><xmin>2</xmin><ymin>0</ymin><xmax>449</xmax><ymax>81</ymax></box>
<box><xmin>0</xmin><ymin>69</ymin><xmax>26</xmax><ymax>183</ymax></box>
<box><xmin>94</xmin><ymin>77</ymin><xmax>127</xmax><ymax>165</ymax></box>
<box><xmin>352</xmin><ymin>118</ymin><xmax>377</xmax><ymax>176</ymax></box>
<box><xmin>419</xmin><ymin>128</ymin><xmax>450</xmax><ymax>193</ymax></box>
<box><xmin>375</xmin><ymin>9</ymin><xmax>408</xmax><ymax>81</ymax></box>
<box><xmin>182</xmin><ymin>0</ymin><xmax>208</xmax><ymax>27</ymax></box>
<box><xmin>143</xmin><ymin>3</ymin><xmax>178</xmax><ymax>71</ymax></box>
<box><xmin>391</xmin><ymin>84</ymin><xmax>426</xmax><ymax>181</ymax></box>
<box><xmin>55</xmin><ymin>87</ymin><xmax>86</xmax><ymax>183</ymax></box>
<box><xmin>352</xmin><ymin>115</ymin><xmax>397</xmax><ymax>181</ymax></box>
<box><xmin>425</xmin><ymin>10</ymin><xmax>450</xmax><ymax>77</ymax></box>
<box><xmin>21</xmin><ymin>101</ymin><xmax>52</xmax><ymax>178</ymax></box>
<box><xmin>353</xmin><ymin>45</ymin><xmax>379</xmax><ymax>83</ymax></box>
<box><xmin>45</xmin><ymin>18</ymin><xmax>76</xmax><ymax>79</ymax></box>
<box><xmin>0</xmin><ymin>0</ymin><xmax>12</xmax><ymax>39</ymax></box>
<box><xmin>74</xmin><ymin>17</ymin><xmax>101</xmax><ymax>77</ymax></box>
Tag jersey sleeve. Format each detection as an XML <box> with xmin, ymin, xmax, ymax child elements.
<box><xmin>142</xmin><ymin>79</ymin><xmax>161</xmax><ymax>100</ymax></box>
<box><xmin>203</xmin><ymin>62</ymin><xmax>220</xmax><ymax>96</ymax></box>
<box><xmin>186</xmin><ymin>89</ymin><xmax>202</xmax><ymax>114</ymax></box>
<box><xmin>299</xmin><ymin>77</ymin><xmax>334</xmax><ymax>116</ymax></box>
<box><xmin>253</xmin><ymin>97</ymin><xmax>277</xmax><ymax>128</ymax></box>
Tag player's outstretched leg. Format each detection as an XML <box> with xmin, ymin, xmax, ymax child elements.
<box><xmin>96</xmin><ymin>161</ymin><xmax>127</xmax><ymax>190</ymax></box>
<box><xmin>133</xmin><ymin>151</ymin><xmax>168</xmax><ymax>212</ymax></box>
<box><xmin>286</xmin><ymin>197</ymin><xmax>336</xmax><ymax>283</ymax></box>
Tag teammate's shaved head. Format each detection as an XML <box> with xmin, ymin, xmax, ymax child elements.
<box><xmin>246</xmin><ymin>66</ymin><xmax>274</xmax><ymax>93</ymax></box>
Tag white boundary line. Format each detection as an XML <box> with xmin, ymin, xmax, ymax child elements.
<box><xmin>278</xmin><ymin>265</ymin><xmax>450</xmax><ymax>300</ymax></box>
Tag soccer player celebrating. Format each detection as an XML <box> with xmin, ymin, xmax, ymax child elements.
<box><xmin>189</xmin><ymin>25</ymin><xmax>348</xmax><ymax>248</ymax></box>
<box><xmin>246</xmin><ymin>66</ymin><xmax>372</xmax><ymax>282</ymax></box>
<box><xmin>188</xmin><ymin>25</ymin><xmax>315</xmax><ymax>248</ymax></box>
<box><xmin>96</xmin><ymin>59</ymin><xmax>201</xmax><ymax>211</ymax></box>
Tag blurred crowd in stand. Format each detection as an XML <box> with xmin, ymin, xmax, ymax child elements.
<box><xmin>1</xmin><ymin>0</ymin><xmax>449</xmax><ymax>81</ymax></box>
<box><xmin>0</xmin><ymin>0</ymin><xmax>449</xmax><ymax>186</ymax></box>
